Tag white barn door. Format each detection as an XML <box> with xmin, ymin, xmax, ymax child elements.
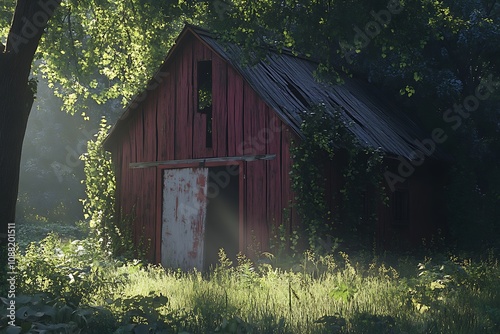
<box><xmin>161</xmin><ymin>168</ymin><xmax>208</xmax><ymax>270</ymax></box>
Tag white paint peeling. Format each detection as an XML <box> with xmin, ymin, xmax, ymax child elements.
<box><xmin>161</xmin><ymin>168</ymin><xmax>208</xmax><ymax>270</ymax></box>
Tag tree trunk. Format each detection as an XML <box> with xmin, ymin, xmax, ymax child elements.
<box><xmin>0</xmin><ymin>62</ymin><xmax>33</xmax><ymax>237</ymax></box>
<box><xmin>0</xmin><ymin>0</ymin><xmax>61</xmax><ymax>269</ymax></box>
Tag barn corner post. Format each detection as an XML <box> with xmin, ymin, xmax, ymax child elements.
<box><xmin>0</xmin><ymin>1</ymin><xmax>61</xmax><ymax>262</ymax></box>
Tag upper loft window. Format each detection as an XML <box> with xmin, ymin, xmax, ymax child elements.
<box><xmin>197</xmin><ymin>60</ymin><xmax>212</xmax><ymax>113</ymax></box>
<box><xmin>197</xmin><ymin>60</ymin><xmax>212</xmax><ymax>148</ymax></box>
<box><xmin>392</xmin><ymin>188</ymin><xmax>410</xmax><ymax>225</ymax></box>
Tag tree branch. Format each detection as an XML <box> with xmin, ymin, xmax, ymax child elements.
<box><xmin>4</xmin><ymin>0</ymin><xmax>61</xmax><ymax>85</ymax></box>
<box><xmin>66</xmin><ymin>6</ymin><xmax>81</xmax><ymax>77</ymax></box>
<box><xmin>6</xmin><ymin>0</ymin><xmax>62</xmax><ymax>55</ymax></box>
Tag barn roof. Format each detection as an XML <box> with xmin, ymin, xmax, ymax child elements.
<box><xmin>106</xmin><ymin>24</ymin><xmax>445</xmax><ymax>161</ymax></box>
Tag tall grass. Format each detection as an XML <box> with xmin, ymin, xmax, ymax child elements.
<box><xmin>104</xmin><ymin>250</ymin><xmax>500</xmax><ymax>333</ymax></box>
<box><xmin>6</xmin><ymin>234</ymin><xmax>500</xmax><ymax>333</ymax></box>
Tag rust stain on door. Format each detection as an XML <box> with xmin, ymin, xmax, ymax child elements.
<box><xmin>161</xmin><ymin>168</ymin><xmax>208</xmax><ymax>270</ymax></box>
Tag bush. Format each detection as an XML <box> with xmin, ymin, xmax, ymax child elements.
<box><xmin>0</xmin><ymin>294</ymin><xmax>118</xmax><ymax>334</ymax></box>
<box><xmin>6</xmin><ymin>243</ymin><xmax>500</xmax><ymax>334</ymax></box>
<box><xmin>80</xmin><ymin>117</ymin><xmax>133</xmax><ymax>257</ymax></box>
<box><xmin>16</xmin><ymin>233</ymin><xmax>126</xmax><ymax>307</ymax></box>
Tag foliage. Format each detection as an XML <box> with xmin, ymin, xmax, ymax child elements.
<box><xmin>7</xmin><ymin>234</ymin><xmax>500</xmax><ymax>333</ymax></box>
<box><xmin>16</xmin><ymin>233</ymin><xmax>125</xmax><ymax>307</ymax></box>
<box><xmin>4</xmin><ymin>0</ymin><xmax>496</xmax><ymax>120</ymax></box>
<box><xmin>107</xmin><ymin>292</ymin><xmax>178</xmax><ymax>333</ymax></box>
<box><xmin>269</xmin><ymin>223</ymin><xmax>300</xmax><ymax>260</ymax></box>
<box><xmin>290</xmin><ymin>105</ymin><xmax>335</xmax><ymax>250</ymax></box>
<box><xmin>444</xmin><ymin>100</ymin><xmax>500</xmax><ymax>250</ymax></box>
<box><xmin>80</xmin><ymin>117</ymin><xmax>133</xmax><ymax>257</ymax></box>
<box><xmin>36</xmin><ymin>0</ymin><xmax>192</xmax><ymax>114</ymax></box>
<box><xmin>291</xmin><ymin>104</ymin><xmax>385</xmax><ymax>250</ymax></box>
<box><xmin>0</xmin><ymin>294</ymin><xmax>118</xmax><ymax>334</ymax></box>
<box><xmin>408</xmin><ymin>254</ymin><xmax>500</xmax><ymax>315</ymax></box>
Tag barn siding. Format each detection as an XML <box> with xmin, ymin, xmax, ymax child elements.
<box><xmin>281</xmin><ymin>128</ymin><xmax>294</xmax><ymax>230</ymax></box>
<box><xmin>408</xmin><ymin>166</ymin><xmax>439</xmax><ymax>245</ymax></box>
<box><xmin>143</xmin><ymin>90</ymin><xmax>158</xmax><ymax>258</ymax></box>
<box><xmin>175</xmin><ymin>39</ymin><xmax>193</xmax><ymax>160</ymax></box>
<box><xmin>111</xmin><ymin>33</ymin><xmax>296</xmax><ymax>262</ymax></box>
<box><xmin>267</xmin><ymin>110</ymin><xmax>283</xmax><ymax>244</ymax></box>
<box><xmin>213</xmin><ymin>53</ymin><xmax>228</xmax><ymax>157</ymax></box>
<box><xmin>227</xmin><ymin>65</ymin><xmax>244</xmax><ymax>157</ymax></box>
<box><xmin>372</xmin><ymin>161</ymin><xmax>444</xmax><ymax>249</ymax></box>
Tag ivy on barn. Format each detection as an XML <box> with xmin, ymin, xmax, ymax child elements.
<box><xmin>80</xmin><ymin>118</ymin><xmax>133</xmax><ymax>257</ymax></box>
<box><xmin>291</xmin><ymin>104</ymin><xmax>386</xmax><ymax>250</ymax></box>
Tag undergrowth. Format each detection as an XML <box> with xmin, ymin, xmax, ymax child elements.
<box><xmin>1</xmin><ymin>234</ymin><xmax>499</xmax><ymax>333</ymax></box>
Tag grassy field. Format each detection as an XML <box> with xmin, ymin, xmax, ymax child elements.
<box><xmin>2</xmin><ymin>228</ymin><xmax>500</xmax><ymax>333</ymax></box>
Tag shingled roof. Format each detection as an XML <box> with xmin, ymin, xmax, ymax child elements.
<box><xmin>107</xmin><ymin>24</ymin><xmax>443</xmax><ymax>161</ymax></box>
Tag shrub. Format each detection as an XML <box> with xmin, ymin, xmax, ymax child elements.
<box><xmin>6</xmin><ymin>244</ymin><xmax>500</xmax><ymax>334</ymax></box>
<box><xmin>80</xmin><ymin>117</ymin><xmax>133</xmax><ymax>257</ymax></box>
<box><xmin>16</xmin><ymin>233</ymin><xmax>126</xmax><ymax>307</ymax></box>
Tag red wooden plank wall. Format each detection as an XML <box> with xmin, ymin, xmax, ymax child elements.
<box><xmin>213</xmin><ymin>51</ymin><xmax>228</xmax><ymax>157</ymax></box>
<box><xmin>408</xmin><ymin>169</ymin><xmax>436</xmax><ymax>245</ymax></box>
<box><xmin>227</xmin><ymin>65</ymin><xmax>243</xmax><ymax>157</ymax></box>
<box><xmin>374</xmin><ymin>162</ymin><xmax>440</xmax><ymax>249</ymax></box>
<box><xmin>175</xmin><ymin>38</ymin><xmax>193</xmax><ymax>160</ymax></box>
<box><xmin>111</xmin><ymin>33</ymin><xmax>298</xmax><ymax>262</ymax></box>
<box><xmin>267</xmin><ymin>110</ymin><xmax>282</xmax><ymax>247</ymax></box>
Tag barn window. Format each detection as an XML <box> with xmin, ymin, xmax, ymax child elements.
<box><xmin>197</xmin><ymin>60</ymin><xmax>213</xmax><ymax>148</ymax></box>
<box><xmin>392</xmin><ymin>188</ymin><xmax>410</xmax><ymax>225</ymax></box>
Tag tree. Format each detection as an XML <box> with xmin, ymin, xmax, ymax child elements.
<box><xmin>0</xmin><ymin>0</ymin><xmax>62</xmax><ymax>248</ymax></box>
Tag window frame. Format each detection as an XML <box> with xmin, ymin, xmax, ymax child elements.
<box><xmin>196</xmin><ymin>60</ymin><xmax>213</xmax><ymax>148</ymax></box>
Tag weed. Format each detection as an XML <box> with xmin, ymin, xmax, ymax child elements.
<box><xmin>6</xmin><ymin>236</ymin><xmax>500</xmax><ymax>334</ymax></box>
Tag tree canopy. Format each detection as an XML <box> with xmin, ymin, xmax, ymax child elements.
<box><xmin>3</xmin><ymin>1</ymin><xmax>499</xmax><ymax>111</ymax></box>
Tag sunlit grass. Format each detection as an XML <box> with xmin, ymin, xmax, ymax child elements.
<box><xmin>11</xmin><ymin>233</ymin><xmax>500</xmax><ymax>333</ymax></box>
<box><xmin>103</xmin><ymin>250</ymin><xmax>500</xmax><ymax>333</ymax></box>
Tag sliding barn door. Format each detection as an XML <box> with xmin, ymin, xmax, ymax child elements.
<box><xmin>161</xmin><ymin>168</ymin><xmax>208</xmax><ymax>270</ymax></box>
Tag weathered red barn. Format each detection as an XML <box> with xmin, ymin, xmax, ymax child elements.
<box><xmin>104</xmin><ymin>25</ymin><xmax>446</xmax><ymax>269</ymax></box>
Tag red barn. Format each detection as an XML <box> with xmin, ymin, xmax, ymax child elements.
<box><xmin>104</xmin><ymin>25</ymin><xmax>446</xmax><ymax>269</ymax></box>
